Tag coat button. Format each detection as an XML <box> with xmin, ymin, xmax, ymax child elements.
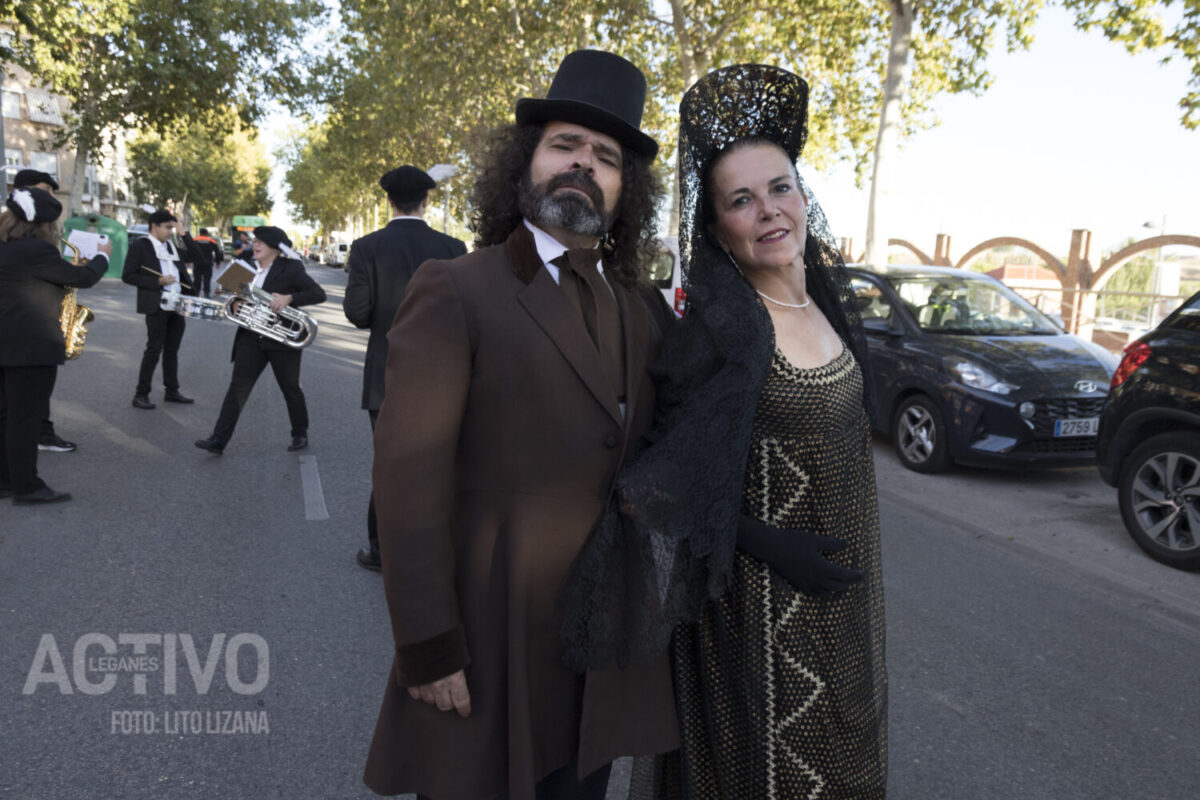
<box><xmin>604</xmin><ymin>434</ymin><xmax>618</xmax><ymax>448</ymax></box>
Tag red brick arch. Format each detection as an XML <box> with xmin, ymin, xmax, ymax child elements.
<box><xmin>854</xmin><ymin>239</ymin><xmax>934</xmax><ymax>265</ymax></box>
<box><xmin>1092</xmin><ymin>235</ymin><xmax>1200</xmax><ymax>289</ymax></box>
<box><xmin>954</xmin><ymin>237</ymin><xmax>1067</xmax><ymax>284</ymax></box>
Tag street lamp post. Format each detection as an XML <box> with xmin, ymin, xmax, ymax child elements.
<box><xmin>1142</xmin><ymin>215</ymin><xmax>1169</xmax><ymax>325</ymax></box>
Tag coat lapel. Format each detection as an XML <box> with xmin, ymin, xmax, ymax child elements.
<box><xmin>613</xmin><ymin>283</ymin><xmax>649</xmax><ymax>434</ymax></box>
<box><xmin>508</xmin><ymin>227</ymin><xmax>624</xmax><ymax>427</ymax></box>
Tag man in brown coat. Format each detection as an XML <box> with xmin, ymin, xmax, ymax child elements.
<box><xmin>364</xmin><ymin>50</ymin><xmax>678</xmax><ymax>799</ymax></box>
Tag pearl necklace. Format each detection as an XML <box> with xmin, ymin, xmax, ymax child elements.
<box><xmin>725</xmin><ymin>249</ymin><xmax>811</xmax><ymax>309</ymax></box>
<box><xmin>755</xmin><ymin>288</ymin><xmax>811</xmax><ymax>309</ymax></box>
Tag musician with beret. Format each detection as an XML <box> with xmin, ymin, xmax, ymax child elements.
<box><xmin>195</xmin><ymin>225</ymin><xmax>326</xmax><ymax>455</ymax></box>
<box><xmin>13</xmin><ymin>168</ymin><xmax>78</xmax><ymax>454</ymax></box>
<box><xmin>343</xmin><ymin>165</ymin><xmax>467</xmax><ymax>571</ymax></box>
<box><xmin>0</xmin><ymin>187</ymin><xmax>110</xmax><ymax>504</ymax></box>
<box><xmin>123</xmin><ymin>209</ymin><xmax>197</xmax><ymax>410</ymax></box>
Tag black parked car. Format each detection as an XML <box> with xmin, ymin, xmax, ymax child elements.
<box><xmin>1096</xmin><ymin>291</ymin><xmax>1200</xmax><ymax>570</ymax></box>
<box><xmin>848</xmin><ymin>265</ymin><xmax>1116</xmax><ymax>473</ymax></box>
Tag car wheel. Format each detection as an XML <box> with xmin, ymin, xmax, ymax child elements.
<box><xmin>892</xmin><ymin>395</ymin><xmax>951</xmax><ymax>473</ymax></box>
<box><xmin>1117</xmin><ymin>432</ymin><xmax>1200</xmax><ymax>571</ymax></box>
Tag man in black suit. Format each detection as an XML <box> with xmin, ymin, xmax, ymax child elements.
<box><xmin>191</xmin><ymin>228</ymin><xmax>223</xmax><ymax>297</ymax></box>
<box><xmin>195</xmin><ymin>226</ymin><xmax>326</xmax><ymax>454</ymax></box>
<box><xmin>343</xmin><ymin>166</ymin><xmax>467</xmax><ymax>571</ymax></box>
<box><xmin>122</xmin><ymin>209</ymin><xmax>197</xmax><ymax>410</ymax></box>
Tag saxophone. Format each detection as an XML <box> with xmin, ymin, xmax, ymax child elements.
<box><xmin>59</xmin><ymin>239</ymin><xmax>96</xmax><ymax>360</ymax></box>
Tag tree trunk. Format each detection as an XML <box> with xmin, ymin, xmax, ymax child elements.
<box><xmin>666</xmin><ymin>0</ymin><xmax>702</xmax><ymax>237</ymax></box>
<box><xmin>863</xmin><ymin>0</ymin><xmax>914</xmax><ymax>268</ymax></box>
<box><xmin>69</xmin><ymin>138</ymin><xmax>90</xmax><ymax>219</ymax></box>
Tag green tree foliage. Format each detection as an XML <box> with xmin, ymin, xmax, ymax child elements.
<box><xmin>1</xmin><ymin>0</ymin><xmax>322</xmax><ymax>213</ymax></box>
<box><xmin>284</xmin><ymin>0</ymin><xmax>1200</xmax><ymax>241</ymax></box>
<box><xmin>129</xmin><ymin>119</ymin><xmax>272</xmax><ymax>230</ymax></box>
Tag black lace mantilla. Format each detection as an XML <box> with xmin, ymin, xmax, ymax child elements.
<box><xmin>560</xmin><ymin>65</ymin><xmax>874</xmax><ymax>672</ymax></box>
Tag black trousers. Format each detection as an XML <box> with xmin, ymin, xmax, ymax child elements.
<box><xmin>40</xmin><ymin>367</ymin><xmax>58</xmax><ymax>440</ymax></box>
<box><xmin>0</xmin><ymin>365</ymin><xmax>56</xmax><ymax>494</ymax></box>
<box><xmin>416</xmin><ymin>761</ymin><xmax>611</xmax><ymax>800</ymax></box>
<box><xmin>211</xmin><ymin>334</ymin><xmax>308</xmax><ymax>445</ymax></box>
<box><xmin>193</xmin><ymin>264</ymin><xmax>213</xmax><ymax>296</ymax></box>
<box><xmin>136</xmin><ymin>310</ymin><xmax>186</xmax><ymax>396</ymax></box>
<box><xmin>367</xmin><ymin>409</ymin><xmax>379</xmax><ymax>553</ymax></box>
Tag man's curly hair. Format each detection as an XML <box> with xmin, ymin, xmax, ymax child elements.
<box><xmin>469</xmin><ymin>123</ymin><xmax>663</xmax><ymax>287</ymax></box>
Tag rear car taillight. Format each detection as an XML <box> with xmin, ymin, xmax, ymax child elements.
<box><xmin>1111</xmin><ymin>341</ymin><xmax>1151</xmax><ymax>388</ymax></box>
<box><xmin>674</xmin><ymin>287</ymin><xmax>687</xmax><ymax>316</ymax></box>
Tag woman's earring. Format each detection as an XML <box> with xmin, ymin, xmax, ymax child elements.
<box><xmin>725</xmin><ymin>249</ymin><xmax>744</xmax><ymax>275</ymax></box>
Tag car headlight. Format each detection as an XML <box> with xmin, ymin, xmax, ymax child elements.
<box><xmin>943</xmin><ymin>357</ymin><xmax>1019</xmax><ymax>395</ymax></box>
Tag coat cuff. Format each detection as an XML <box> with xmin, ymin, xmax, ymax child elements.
<box><xmin>393</xmin><ymin>627</ymin><xmax>470</xmax><ymax>687</ymax></box>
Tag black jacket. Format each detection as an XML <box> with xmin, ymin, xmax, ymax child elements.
<box><xmin>122</xmin><ymin>235</ymin><xmax>196</xmax><ymax>315</ymax></box>
<box><xmin>0</xmin><ymin>237</ymin><xmax>108</xmax><ymax>366</ymax></box>
<box><xmin>343</xmin><ymin>218</ymin><xmax>467</xmax><ymax>409</ymax></box>
<box><xmin>231</xmin><ymin>256</ymin><xmax>327</xmax><ymax>358</ymax></box>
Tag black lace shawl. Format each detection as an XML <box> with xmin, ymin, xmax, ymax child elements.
<box><xmin>560</xmin><ymin>65</ymin><xmax>873</xmax><ymax>671</ymax></box>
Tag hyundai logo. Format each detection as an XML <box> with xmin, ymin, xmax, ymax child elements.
<box><xmin>1074</xmin><ymin>380</ymin><xmax>1098</xmax><ymax>393</ymax></box>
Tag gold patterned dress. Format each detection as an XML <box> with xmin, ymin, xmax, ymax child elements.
<box><xmin>660</xmin><ymin>344</ymin><xmax>887</xmax><ymax>799</ymax></box>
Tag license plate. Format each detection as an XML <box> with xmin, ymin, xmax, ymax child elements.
<box><xmin>1054</xmin><ymin>417</ymin><xmax>1099</xmax><ymax>437</ymax></box>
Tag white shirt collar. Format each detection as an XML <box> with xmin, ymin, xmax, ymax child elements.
<box><xmin>390</xmin><ymin>214</ymin><xmax>423</xmax><ymax>222</ymax></box>
<box><xmin>522</xmin><ymin>219</ymin><xmax>603</xmax><ymax>285</ymax></box>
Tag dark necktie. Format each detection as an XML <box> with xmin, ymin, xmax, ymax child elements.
<box><xmin>552</xmin><ymin>249</ymin><xmax>626</xmax><ymax>403</ymax></box>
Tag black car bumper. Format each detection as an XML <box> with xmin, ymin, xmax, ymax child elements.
<box><xmin>946</xmin><ymin>388</ymin><xmax>1106</xmax><ymax>468</ymax></box>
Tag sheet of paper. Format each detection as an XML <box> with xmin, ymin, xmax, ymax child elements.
<box><xmin>65</xmin><ymin>229</ymin><xmax>105</xmax><ymax>260</ymax></box>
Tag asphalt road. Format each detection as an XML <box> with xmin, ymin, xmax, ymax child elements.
<box><xmin>2</xmin><ymin>266</ymin><xmax>1197</xmax><ymax>799</ymax></box>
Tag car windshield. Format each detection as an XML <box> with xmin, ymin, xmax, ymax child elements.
<box><xmin>887</xmin><ymin>276</ymin><xmax>1059</xmax><ymax>335</ymax></box>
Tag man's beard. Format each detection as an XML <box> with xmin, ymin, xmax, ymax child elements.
<box><xmin>518</xmin><ymin>170</ymin><xmax>613</xmax><ymax>237</ymax></box>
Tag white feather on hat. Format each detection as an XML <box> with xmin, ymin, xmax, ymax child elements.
<box><xmin>141</xmin><ymin>203</ymin><xmax>156</xmax><ymax>214</ymax></box>
<box><xmin>11</xmin><ymin>189</ymin><xmax>36</xmax><ymax>221</ymax></box>
<box><xmin>279</xmin><ymin>243</ymin><xmax>302</xmax><ymax>260</ymax></box>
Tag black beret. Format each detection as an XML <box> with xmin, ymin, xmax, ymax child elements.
<box><xmin>253</xmin><ymin>225</ymin><xmax>292</xmax><ymax>250</ymax></box>
<box><xmin>379</xmin><ymin>166</ymin><xmax>436</xmax><ymax>205</ymax></box>
<box><xmin>148</xmin><ymin>209</ymin><xmax>177</xmax><ymax>225</ymax></box>
<box><xmin>6</xmin><ymin>187</ymin><xmax>63</xmax><ymax>223</ymax></box>
<box><xmin>13</xmin><ymin>169</ymin><xmax>60</xmax><ymax>192</ymax></box>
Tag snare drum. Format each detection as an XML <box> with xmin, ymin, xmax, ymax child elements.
<box><xmin>175</xmin><ymin>296</ymin><xmax>227</xmax><ymax>321</ymax></box>
<box><xmin>159</xmin><ymin>292</ymin><xmax>182</xmax><ymax>313</ymax></box>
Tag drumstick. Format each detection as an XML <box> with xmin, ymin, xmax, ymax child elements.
<box><xmin>140</xmin><ymin>265</ymin><xmax>192</xmax><ymax>290</ymax></box>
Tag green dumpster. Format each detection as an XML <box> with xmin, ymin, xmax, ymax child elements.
<box><xmin>61</xmin><ymin>214</ymin><xmax>128</xmax><ymax>277</ymax></box>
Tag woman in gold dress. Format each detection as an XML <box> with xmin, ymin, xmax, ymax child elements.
<box><xmin>562</xmin><ymin>65</ymin><xmax>887</xmax><ymax>798</ymax></box>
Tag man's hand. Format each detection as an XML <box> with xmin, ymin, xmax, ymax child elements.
<box><xmin>269</xmin><ymin>293</ymin><xmax>292</xmax><ymax>312</ymax></box>
<box><xmin>407</xmin><ymin>669</ymin><xmax>471</xmax><ymax>717</ymax></box>
<box><xmin>97</xmin><ymin>240</ymin><xmax>114</xmax><ymax>257</ymax></box>
<box><xmin>158</xmin><ymin>275</ymin><xmax>177</xmax><ymax>286</ymax></box>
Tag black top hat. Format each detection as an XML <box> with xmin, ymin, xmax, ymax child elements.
<box><xmin>379</xmin><ymin>166</ymin><xmax>436</xmax><ymax>205</ymax></box>
<box><xmin>253</xmin><ymin>225</ymin><xmax>292</xmax><ymax>251</ymax></box>
<box><xmin>13</xmin><ymin>169</ymin><xmax>60</xmax><ymax>192</ymax></box>
<box><xmin>516</xmin><ymin>50</ymin><xmax>658</xmax><ymax>159</ymax></box>
<box><xmin>6</xmin><ymin>187</ymin><xmax>62</xmax><ymax>223</ymax></box>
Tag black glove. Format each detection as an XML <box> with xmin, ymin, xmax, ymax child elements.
<box><xmin>736</xmin><ymin>514</ymin><xmax>865</xmax><ymax>598</ymax></box>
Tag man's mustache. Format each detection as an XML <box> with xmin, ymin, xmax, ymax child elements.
<box><xmin>545</xmin><ymin>171</ymin><xmax>604</xmax><ymax>209</ymax></box>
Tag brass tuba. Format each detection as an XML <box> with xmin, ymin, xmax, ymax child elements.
<box><xmin>223</xmin><ymin>286</ymin><xmax>318</xmax><ymax>349</ymax></box>
<box><xmin>59</xmin><ymin>239</ymin><xmax>96</xmax><ymax>360</ymax></box>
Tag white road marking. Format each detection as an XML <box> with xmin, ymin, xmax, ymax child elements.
<box><xmin>298</xmin><ymin>455</ymin><xmax>329</xmax><ymax>521</ymax></box>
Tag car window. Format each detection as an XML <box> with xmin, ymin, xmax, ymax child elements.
<box><xmin>850</xmin><ymin>277</ymin><xmax>893</xmax><ymax>322</ymax></box>
<box><xmin>886</xmin><ymin>276</ymin><xmax>1059</xmax><ymax>335</ymax></box>
<box><xmin>648</xmin><ymin>247</ymin><xmax>675</xmax><ymax>289</ymax></box>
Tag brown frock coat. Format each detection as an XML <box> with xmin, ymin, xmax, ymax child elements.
<box><xmin>364</xmin><ymin>224</ymin><xmax>679</xmax><ymax>799</ymax></box>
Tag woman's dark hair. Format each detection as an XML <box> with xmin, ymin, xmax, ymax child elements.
<box><xmin>469</xmin><ymin>122</ymin><xmax>664</xmax><ymax>286</ymax></box>
<box><xmin>0</xmin><ymin>210</ymin><xmax>60</xmax><ymax>248</ymax></box>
